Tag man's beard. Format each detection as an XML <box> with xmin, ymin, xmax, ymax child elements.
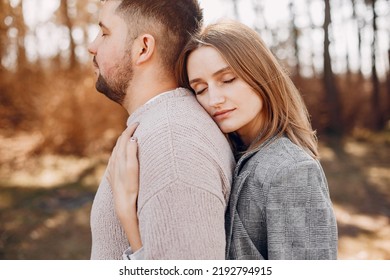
<box><xmin>94</xmin><ymin>55</ymin><xmax>133</xmax><ymax>105</ymax></box>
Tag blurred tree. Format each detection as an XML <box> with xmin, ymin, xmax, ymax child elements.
<box><xmin>369</xmin><ymin>0</ymin><xmax>385</xmax><ymax>130</ymax></box>
<box><xmin>232</xmin><ymin>0</ymin><xmax>239</xmax><ymax>20</ymax></box>
<box><xmin>388</xmin><ymin>49</ymin><xmax>390</xmax><ymax>121</ymax></box>
<box><xmin>75</xmin><ymin>0</ymin><xmax>97</xmax><ymax>62</ymax></box>
<box><xmin>59</xmin><ymin>0</ymin><xmax>77</xmax><ymax>69</ymax></box>
<box><xmin>288</xmin><ymin>0</ymin><xmax>300</xmax><ymax>75</ymax></box>
<box><xmin>0</xmin><ymin>0</ymin><xmax>6</xmax><ymax>73</ymax></box>
<box><xmin>12</xmin><ymin>1</ymin><xmax>27</xmax><ymax>70</ymax></box>
<box><xmin>351</xmin><ymin>0</ymin><xmax>362</xmax><ymax>76</ymax></box>
<box><xmin>306</xmin><ymin>0</ymin><xmax>317</xmax><ymax>77</ymax></box>
<box><xmin>252</xmin><ymin>0</ymin><xmax>267</xmax><ymax>37</ymax></box>
<box><xmin>251</xmin><ymin>0</ymin><xmax>277</xmax><ymax>54</ymax></box>
<box><xmin>1</xmin><ymin>0</ymin><xmax>389</xmax><ymax>154</ymax></box>
<box><xmin>0</xmin><ymin>0</ymin><xmax>30</xmax><ymax>129</ymax></box>
<box><xmin>343</xmin><ymin>0</ymin><xmax>352</xmax><ymax>75</ymax></box>
<box><xmin>323</xmin><ymin>0</ymin><xmax>343</xmax><ymax>134</ymax></box>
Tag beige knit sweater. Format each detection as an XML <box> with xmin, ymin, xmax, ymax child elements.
<box><xmin>90</xmin><ymin>88</ymin><xmax>235</xmax><ymax>259</ymax></box>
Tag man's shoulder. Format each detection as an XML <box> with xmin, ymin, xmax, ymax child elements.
<box><xmin>139</xmin><ymin>90</ymin><xmax>225</xmax><ymax>143</ymax></box>
<box><xmin>146</xmin><ymin>88</ymin><xmax>213</xmax><ymax>122</ymax></box>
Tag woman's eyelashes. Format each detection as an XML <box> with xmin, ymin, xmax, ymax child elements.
<box><xmin>190</xmin><ymin>83</ymin><xmax>207</xmax><ymax>95</ymax></box>
<box><xmin>191</xmin><ymin>76</ymin><xmax>236</xmax><ymax>95</ymax></box>
<box><xmin>195</xmin><ymin>87</ymin><xmax>207</xmax><ymax>95</ymax></box>
<box><xmin>223</xmin><ymin>77</ymin><xmax>236</xmax><ymax>84</ymax></box>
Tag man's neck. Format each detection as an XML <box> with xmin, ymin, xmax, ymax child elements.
<box><xmin>123</xmin><ymin>72</ymin><xmax>177</xmax><ymax>115</ymax></box>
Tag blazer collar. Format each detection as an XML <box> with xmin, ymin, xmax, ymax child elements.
<box><xmin>233</xmin><ymin>135</ymin><xmax>278</xmax><ymax>178</ymax></box>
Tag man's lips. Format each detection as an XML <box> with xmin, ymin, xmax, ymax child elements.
<box><xmin>213</xmin><ymin>109</ymin><xmax>236</xmax><ymax>120</ymax></box>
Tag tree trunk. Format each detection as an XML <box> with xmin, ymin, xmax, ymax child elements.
<box><xmin>370</xmin><ymin>0</ymin><xmax>384</xmax><ymax>130</ymax></box>
<box><xmin>60</xmin><ymin>0</ymin><xmax>77</xmax><ymax>69</ymax></box>
<box><xmin>307</xmin><ymin>0</ymin><xmax>317</xmax><ymax>77</ymax></box>
<box><xmin>323</xmin><ymin>0</ymin><xmax>343</xmax><ymax>135</ymax></box>
<box><xmin>252</xmin><ymin>1</ymin><xmax>266</xmax><ymax>35</ymax></box>
<box><xmin>351</xmin><ymin>0</ymin><xmax>363</xmax><ymax>77</ymax></box>
<box><xmin>0</xmin><ymin>0</ymin><xmax>5</xmax><ymax>73</ymax></box>
<box><xmin>387</xmin><ymin>49</ymin><xmax>390</xmax><ymax>122</ymax></box>
<box><xmin>345</xmin><ymin>0</ymin><xmax>351</xmax><ymax>76</ymax></box>
<box><xmin>13</xmin><ymin>2</ymin><xmax>27</xmax><ymax>71</ymax></box>
<box><xmin>289</xmin><ymin>1</ymin><xmax>300</xmax><ymax>76</ymax></box>
<box><xmin>232</xmin><ymin>0</ymin><xmax>239</xmax><ymax>20</ymax></box>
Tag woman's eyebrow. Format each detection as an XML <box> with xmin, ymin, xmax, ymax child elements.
<box><xmin>212</xmin><ymin>66</ymin><xmax>231</xmax><ymax>77</ymax></box>
<box><xmin>189</xmin><ymin>66</ymin><xmax>231</xmax><ymax>84</ymax></box>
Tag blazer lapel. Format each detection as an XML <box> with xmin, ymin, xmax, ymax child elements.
<box><xmin>225</xmin><ymin>158</ymin><xmax>252</xmax><ymax>254</ymax></box>
<box><xmin>225</xmin><ymin>136</ymin><xmax>278</xmax><ymax>256</ymax></box>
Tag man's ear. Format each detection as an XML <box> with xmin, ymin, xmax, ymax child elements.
<box><xmin>135</xmin><ymin>34</ymin><xmax>155</xmax><ymax>65</ymax></box>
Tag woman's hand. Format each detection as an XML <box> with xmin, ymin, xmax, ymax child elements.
<box><xmin>107</xmin><ymin>122</ymin><xmax>142</xmax><ymax>251</ymax></box>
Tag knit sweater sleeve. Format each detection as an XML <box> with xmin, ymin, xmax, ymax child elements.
<box><xmin>265</xmin><ymin>159</ymin><xmax>338</xmax><ymax>259</ymax></box>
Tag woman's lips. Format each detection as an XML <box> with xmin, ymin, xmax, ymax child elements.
<box><xmin>213</xmin><ymin>109</ymin><xmax>236</xmax><ymax>120</ymax></box>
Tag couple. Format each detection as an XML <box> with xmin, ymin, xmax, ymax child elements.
<box><xmin>89</xmin><ymin>0</ymin><xmax>338</xmax><ymax>260</ymax></box>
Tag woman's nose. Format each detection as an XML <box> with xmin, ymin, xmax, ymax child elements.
<box><xmin>208</xmin><ymin>87</ymin><xmax>225</xmax><ymax>107</ymax></box>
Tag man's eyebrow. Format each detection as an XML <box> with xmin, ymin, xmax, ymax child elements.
<box><xmin>189</xmin><ymin>66</ymin><xmax>231</xmax><ymax>84</ymax></box>
<box><xmin>99</xmin><ymin>21</ymin><xmax>109</xmax><ymax>30</ymax></box>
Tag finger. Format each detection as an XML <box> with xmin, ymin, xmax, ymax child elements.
<box><xmin>109</xmin><ymin>133</ymin><xmax>123</xmax><ymax>171</ymax></box>
<box><xmin>117</xmin><ymin>122</ymin><xmax>138</xmax><ymax>161</ymax></box>
<box><xmin>127</xmin><ymin>137</ymin><xmax>140</xmax><ymax>193</ymax></box>
<box><xmin>123</xmin><ymin>122</ymin><xmax>139</xmax><ymax>139</ymax></box>
<box><xmin>107</xmin><ymin>151</ymin><xmax>116</xmax><ymax>186</ymax></box>
<box><xmin>116</xmin><ymin>132</ymin><xmax>130</xmax><ymax>163</ymax></box>
<box><xmin>113</xmin><ymin>131</ymin><xmax>123</xmax><ymax>153</ymax></box>
<box><xmin>115</xmin><ymin>122</ymin><xmax>139</xmax><ymax>155</ymax></box>
<box><xmin>110</xmin><ymin>138</ymin><xmax>120</xmax><ymax>167</ymax></box>
<box><xmin>107</xmin><ymin>135</ymin><xmax>121</xmax><ymax>184</ymax></box>
<box><xmin>127</xmin><ymin>136</ymin><xmax>139</xmax><ymax>171</ymax></box>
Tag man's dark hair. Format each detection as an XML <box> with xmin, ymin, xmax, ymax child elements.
<box><xmin>115</xmin><ymin>0</ymin><xmax>203</xmax><ymax>73</ymax></box>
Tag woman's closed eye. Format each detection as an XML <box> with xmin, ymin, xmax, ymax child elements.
<box><xmin>190</xmin><ymin>82</ymin><xmax>208</xmax><ymax>95</ymax></box>
<box><xmin>194</xmin><ymin>86</ymin><xmax>207</xmax><ymax>95</ymax></box>
<box><xmin>223</xmin><ymin>77</ymin><xmax>236</xmax><ymax>84</ymax></box>
<box><xmin>220</xmin><ymin>72</ymin><xmax>236</xmax><ymax>84</ymax></box>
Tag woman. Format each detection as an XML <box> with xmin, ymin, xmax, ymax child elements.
<box><xmin>108</xmin><ymin>20</ymin><xmax>338</xmax><ymax>260</ymax></box>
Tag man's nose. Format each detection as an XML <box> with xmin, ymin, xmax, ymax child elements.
<box><xmin>88</xmin><ymin>37</ymin><xmax>98</xmax><ymax>55</ymax></box>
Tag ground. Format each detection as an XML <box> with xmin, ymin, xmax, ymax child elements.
<box><xmin>0</xmin><ymin>131</ymin><xmax>389</xmax><ymax>259</ymax></box>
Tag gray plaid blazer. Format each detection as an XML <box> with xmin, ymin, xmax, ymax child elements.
<box><xmin>225</xmin><ymin>136</ymin><xmax>338</xmax><ymax>259</ymax></box>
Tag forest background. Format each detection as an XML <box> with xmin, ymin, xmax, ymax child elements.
<box><xmin>0</xmin><ymin>0</ymin><xmax>389</xmax><ymax>259</ymax></box>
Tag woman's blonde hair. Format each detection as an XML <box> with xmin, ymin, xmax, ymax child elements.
<box><xmin>177</xmin><ymin>20</ymin><xmax>319</xmax><ymax>158</ymax></box>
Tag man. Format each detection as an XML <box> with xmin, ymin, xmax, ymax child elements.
<box><xmin>88</xmin><ymin>0</ymin><xmax>235</xmax><ymax>259</ymax></box>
